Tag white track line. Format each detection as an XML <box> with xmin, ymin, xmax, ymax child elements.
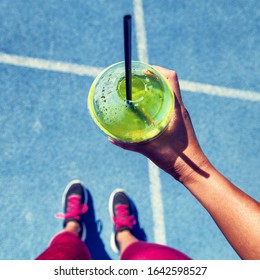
<box><xmin>147</xmin><ymin>160</ymin><xmax>167</xmax><ymax>245</ymax></box>
<box><xmin>180</xmin><ymin>80</ymin><xmax>260</xmax><ymax>102</ymax></box>
<box><xmin>0</xmin><ymin>52</ymin><xmax>103</xmax><ymax>77</ymax></box>
<box><xmin>133</xmin><ymin>0</ymin><xmax>149</xmax><ymax>63</ymax></box>
<box><xmin>0</xmin><ymin>52</ymin><xmax>259</xmax><ymax>102</ymax></box>
<box><xmin>134</xmin><ymin>0</ymin><xmax>167</xmax><ymax>245</ymax></box>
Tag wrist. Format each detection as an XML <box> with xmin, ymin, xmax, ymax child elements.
<box><xmin>167</xmin><ymin>151</ymin><xmax>212</xmax><ymax>186</ymax></box>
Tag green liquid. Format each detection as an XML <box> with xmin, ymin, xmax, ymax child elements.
<box><xmin>89</xmin><ymin>63</ymin><xmax>174</xmax><ymax>143</ymax></box>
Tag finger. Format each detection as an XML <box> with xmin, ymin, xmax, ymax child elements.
<box><xmin>108</xmin><ymin>137</ymin><xmax>140</xmax><ymax>152</ymax></box>
<box><xmin>152</xmin><ymin>65</ymin><xmax>184</xmax><ymax>107</ymax></box>
<box><xmin>152</xmin><ymin>65</ymin><xmax>173</xmax><ymax>79</ymax></box>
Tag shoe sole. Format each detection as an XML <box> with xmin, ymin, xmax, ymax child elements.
<box><xmin>61</xmin><ymin>179</ymin><xmax>88</xmax><ymax>241</ymax></box>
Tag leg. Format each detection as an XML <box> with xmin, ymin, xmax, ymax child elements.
<box><xmin>120</xmin><ymin>240</ymin><xmax>191</xmax><ymax>260</ymax></box>
<box><xmin>36</xmin><ymin>180</ymin><xmax>91</xmax><ymax>260</ymax></box>
<box><xmin>109</xmin><ymin>189</ymin><xmax>191</xmax><ymax>260</ymax></box>
<box><xmin>36</xmin><ymin>230</ymin><xmax>91</xmax><ymax>260</ymax></box>
<box><xmin>116</xmin><ymin>230</ymin><xmax>139</xmax><ymax>254</ymax></box>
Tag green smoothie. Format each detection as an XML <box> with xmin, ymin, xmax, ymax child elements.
<box><xmin>88</xmin><ymin>61</ymin><xmax>174</xmax><ymax>143</ymax></box>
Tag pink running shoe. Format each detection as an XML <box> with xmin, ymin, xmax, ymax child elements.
<box><xmin>56</xmin><ymin>180</ymin><xmax>88</xmax><ymax>241</ymax></box>
<box><xmin>109</xmin><ymin>189</ymin><xmax>137</xmax><ymax>253</ymax></box>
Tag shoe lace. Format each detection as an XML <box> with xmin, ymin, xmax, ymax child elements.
<box><xmin>55</xmin><ymin>195</ymin><xmax>88</xmax><ymax>221</ymax></box>
<box><xmin>113</xmin><ymin>204</ymin><xmax>136</xmax><ymax>231</ymax></box>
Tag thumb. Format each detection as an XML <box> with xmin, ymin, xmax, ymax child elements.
<box><xmin>152</xmin><ymin>66</ymin><xmax>184</xmax><ymax>108</ymax></box>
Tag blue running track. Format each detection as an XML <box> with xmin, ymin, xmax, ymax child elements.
<box><xmin>0</xmin><ymin>0</ymin><xmax>259</xmax><ymax>260</ymax></box>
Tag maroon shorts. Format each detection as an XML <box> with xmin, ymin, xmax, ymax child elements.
<box><xmin>36</xmin><ymin>232</ymin><xmax>190</xmax><ymax>260</ymax></box>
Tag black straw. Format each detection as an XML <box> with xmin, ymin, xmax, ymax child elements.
<box><xmin>124</xmin><ymin>15</ymin><xmax>132</xmax><ymax>102</ymax></box>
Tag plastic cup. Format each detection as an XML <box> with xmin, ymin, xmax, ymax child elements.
<box><xmin>88</xmin><ymin>61</ymin><xmax>175</xmax><ymax>143</ymax></box>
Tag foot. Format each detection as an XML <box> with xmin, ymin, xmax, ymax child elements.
<box><xmin>55</xmin><ymin>180</ymin><xmax>88</xmax><ymax>240</ymax></box>
<box><xmin>109</xmin><ymin>189</ymin><xmax>137</xmax><ymax>253</ymax></box>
